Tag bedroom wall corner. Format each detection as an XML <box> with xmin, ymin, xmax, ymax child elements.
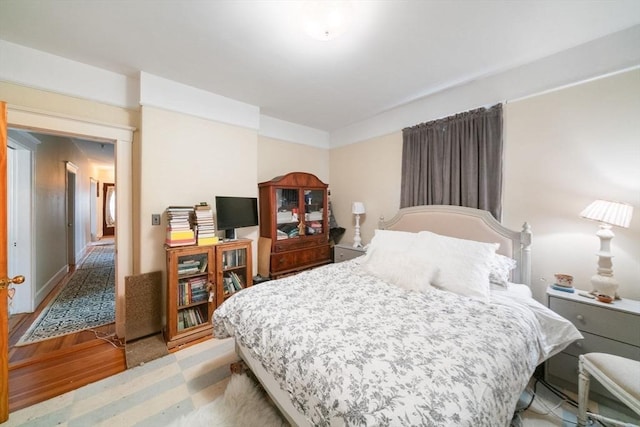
<box><xmin>503</xmin><ymin>68</ymin><xmax>640</xmax><ymax>302</ymax></box>
<box><xmin>139</xmin><ymin>105</ymin><xmax>259</xmax><ymax>280</ymax></box>
<box><xmin>329</xmin><ymin>131</ymin><xmax>402</xmax><ymax>247</ymax></box>
<box><xmin>257</xmin><ymin>135</ymin><xmax>330</xmax><ymax>184</ymax></box>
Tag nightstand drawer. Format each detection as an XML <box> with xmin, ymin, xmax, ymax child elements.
<box><xmin>549</xmin><ymin>297</ymin><xmax>640</xmax><ymax>345</ymax></box>
<box><xmin>563</xmin><ymin>331</ymin><xmax>640</xmax><ymax>360</ymax></box>
<box><xmin>334</xmin><ymin>244</ymin><xmax>366</xmax><ymax>262</ymax></box>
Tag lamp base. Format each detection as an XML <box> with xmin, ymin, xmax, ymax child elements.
<box><xmin>353</xmin><ymin>214</ymin><xmax>362</xmax><ymax>248</ymax></box>
<box><xmin>590</xmin><ymin>274</ymin><xmax>619</xmax><ymax>299</ymax></box>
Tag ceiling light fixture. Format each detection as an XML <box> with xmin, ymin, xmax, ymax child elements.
<box><xmin>302</xmin><ymin>0</ymin><xmax>352</xmax><ymax>41</ymax></box>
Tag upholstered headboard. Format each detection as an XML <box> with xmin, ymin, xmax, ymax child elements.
<box><xmin>379</xmin><ymin>205</ymin><xmax>532</xmax><ymax>286</ymax></box>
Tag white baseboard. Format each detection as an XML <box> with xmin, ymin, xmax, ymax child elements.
<box><xmin>35</xmin><ymin>265</ymin><xmax>68</xmax><ymax>308</ymax></box>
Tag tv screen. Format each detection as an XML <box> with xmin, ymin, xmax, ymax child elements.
<box><xmin>215</xmin><ymin>196</ymin><xmax>259</xmax><ymax>238</ymax></box>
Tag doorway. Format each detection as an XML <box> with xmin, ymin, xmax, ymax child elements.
<box><xmin>66</xmin><ymin>162</ymin><xmax>78</xmax><ymax>267</ymax></box>
<box><xmin>6</xmin><ymin>104</ymin><xmax>134</xmax><ymax>338</ymax></box>
<box><xmin>6</xmin><ymin>134</ymin><xmax>35</xmax><ymax>315</ymax></box>
<box><xmin>103</xmin><ymin>182</ymin><xmax>115</xmax><ymax>237</ymax></box>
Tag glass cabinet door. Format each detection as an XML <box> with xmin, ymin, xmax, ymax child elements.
<box><xmin>275</xmin><ymin>188</ymin><xmax>301</xmax><ymax>240</ymax></box>
<box><xmin>303</xmin><ymin>189</ymin><xmax>324</xmax><ymax>236</ymax></box>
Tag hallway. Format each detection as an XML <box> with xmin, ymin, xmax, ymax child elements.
<box><xmin>7</xmin><ymin>238</ymin><xmax>125</xmax><ymax>412</ymax></box>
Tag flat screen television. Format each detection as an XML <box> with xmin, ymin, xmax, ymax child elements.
<box><xmin>215</xmin><ymin>196</ymin><xmax>259</xmax><ymax>240</ymax></box>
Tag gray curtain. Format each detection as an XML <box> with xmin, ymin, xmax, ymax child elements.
<box><xmin>400</xmin><ymin>104</ymin><xmax>503</xmax><ymax>219</ymax></box>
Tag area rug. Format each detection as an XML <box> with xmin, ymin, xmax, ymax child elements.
<box><xmin>167</xmin><ymin>373</ymin><xmax>289</xmax><ymax>427</ymax></box>
<box><xmin>77</xmin><ymin>243</ymin><xmax>115</xmax><ymax>269</ymax></box>
<box><xmin>15</xmin><ymin>246</ymin><xmax>115</xmax><ymax>346</ymax></box>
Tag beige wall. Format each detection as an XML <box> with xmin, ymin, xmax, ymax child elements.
<box><xmin>0</xmin><ymin>82</ymin><xmax>137</xmax><ymax>127</ymax></box>
<box><xmin>257</xmin><ymin>135</ymin><xmax>329</xmax><ymax>184</ymax></box>
<box><xmin>329</xmin><ymin>132</ymin><xmax>402</xmax><ymax>246</ymax></box>
<box><xmin>31</xmin><ymin>134</ymin><xmax>95</xmax><ymax>302</ymax></box>
<box><xmin>503</xmin><ymin>69</ymin><xmax>640</xmax><ymax>301</ymax></box>
<box><xmin>328</xmin><ymin>69</ymin><xmax>640</xmax><ymax>302</ymax></box>
<box><xmin>3</xmin><ymin>69</ymin><xmax>638</xmax><ymax>310</ymax></box>
<box><xmin>139</xmin><ymin>106</ymin><xmax>259</xmax><ymax>276</ymax></box>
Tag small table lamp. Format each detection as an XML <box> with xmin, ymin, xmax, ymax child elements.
<box><xmin>352</xmin><ymin>202</ymin><xmax>366</xmax><ymax>248</ymax></box>
<box><xmin>580</xmin><ymin>200</ymin><xmax>634</xmax><ymax>298</ymax></box>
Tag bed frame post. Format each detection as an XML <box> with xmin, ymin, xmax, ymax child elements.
<box><xmin>520</xmin><ymin>222</ymin><xmax>532</xmax><ymax>286</ymax></box>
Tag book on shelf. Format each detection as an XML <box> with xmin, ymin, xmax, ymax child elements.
<box><xmin>178</xmin><ymin>257</ymin><xmax>200</xmax><ymax>269</ymax></box>
<box><xmin>166</xmin><ymin>237</ymin><xmax>196</xmax><ymax>247</ymax></box>
<box><xmin>197</xmin><ymin>236</ymin><xmax>219</xmax><ymax>246</ymax></box>
<box><xmin>178</xmin><ymin>307</ymin><xmax>206</xmax><ymax>330</ymax></box>
<box><xmin>223</xmin><ymin>277</ymin><xmax>236</xmax><ymax>295</ymax></box>
<box><xmin>166</xmin><ymin>205</ymin><xmax>196</xmax><ymax>246</ymax></box>
<box><xmin>168</xmin><ymin>228</ymin><xmax>195</xmax><ymax>237</ymax></box>
<box><xmin>178</xmin><ymin>276</ymin><xmax>209</xmax><ymax>305</ymax></box>
<box><xmin>192</xmin><ymin>203</ymin><xmax>217</xmax><ymax>246</ymax></box>
<box><xmin>227</xmin><ymin>272</ymin><xmax>244</xmax><ymax>291</ymax></box>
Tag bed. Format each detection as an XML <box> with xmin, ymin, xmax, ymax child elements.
<box><xmin>213</xmin><ymin>205</ymin><xmax>582</xmax><ymax>426</ymax></box>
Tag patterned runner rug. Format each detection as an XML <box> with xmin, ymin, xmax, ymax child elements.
<box><xmin>15</xmin><ymin>245</ymin><xmax>116</xmax><ymax>346</ymax></box>
<box><xmin>77</xmin><ymin>243</ymin><xmax>115</xmax><ymax>269</ymax></box>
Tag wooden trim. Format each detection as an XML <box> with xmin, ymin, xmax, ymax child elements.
<box><xmin>1</xmin><ymin>101</ymin><xmax>10</xmax><ymax>422</ymax></box>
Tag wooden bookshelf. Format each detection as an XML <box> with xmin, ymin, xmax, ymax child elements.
<box><xmin>165</xmin><ymin>240</ymin><xmax>253</xmax><ymax>349</ymax></box>
<box><xmin>165</xmin><ymin>245</ymin><xmax>215</xmax><ymax>349</ymax></box>
<box><xmin>215</xmin><ymin>239</ymin><xmax>253</xmax><ymax>308</ymax></box>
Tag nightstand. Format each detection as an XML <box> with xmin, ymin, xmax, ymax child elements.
<box><xmin>546</xmin><ymin>287</ymin><xmax>640</xmax><ymax>406</ymax></box>
<box><xmin>333</xmin><ymin>243</ymin><xmax>366</xmax><ymax>263</ymax></box>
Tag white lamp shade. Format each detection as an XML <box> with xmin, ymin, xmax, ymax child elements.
<box><xmin>352</xmin><ymin>202</ymin><xmax>365</xmax><ymax>215</ymax></box>
<box><xmin>580</xmin><ymin>200</ymin><xmax>633</xmax><ymax>228</ymax></box>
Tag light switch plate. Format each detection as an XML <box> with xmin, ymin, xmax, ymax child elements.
<box><xmin>151</xmin><ymin>214</ymin><xmax>161</xmax><ymax>226</ymax></box>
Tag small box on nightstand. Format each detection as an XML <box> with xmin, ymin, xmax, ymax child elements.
<box><xmin>333</xmin><ymin>243</ymin><xmax>366</xmax><ymax>263</ymax></box>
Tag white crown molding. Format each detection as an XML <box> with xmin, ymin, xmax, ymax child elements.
<box><xmin>139</xmin><ymin>72</ymin><xmax>260</xmax><ymax>130</ymax></box>
<box><xmin>330</xmin><ymin>25</ymin><xmax>640</xmax><ymax>148</ymax></box>
<box><xmin>259</xmin><ymin>115</ymin><xmax>330</xmax><ymax>149</ymax></box>
<box><xmin>0</xmin><ymin>40</ymin><xmax>139</xmax><ymax>109</ymax></box>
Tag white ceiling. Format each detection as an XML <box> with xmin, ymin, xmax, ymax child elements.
<box><xmin>1</xmin><ymin>0</ymin><xmax>639</xmax><ymax>132</ymax></box>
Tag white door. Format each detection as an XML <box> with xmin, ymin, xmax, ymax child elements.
<box><xmin>6</xmin><ymin>143</ymin><xmax>33</xmax><ymax>314</ymax></box>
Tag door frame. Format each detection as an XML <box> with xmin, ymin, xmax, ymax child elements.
<box><xmin>2</xmin><ymin>101</ymin><xmax>10</xmax><ymax>422</ymax></box>
<box><xmin>7</xmin><ymin>104</ymin><xmax>135</xmax><ymax>339</ymax></box>
<box><xmin>6</xmin><ymin>132</ymin><xmax>37</xmax><ymax>315</ymax></box>
<box><xmin>90</xmin><ymin>178</ymin><xmax>98</xmax><ymax>242</ymax></box>
<box><xmin>102</xmin><ymin>182</ymin><xmax>115</xmax><ymax>236</ymax></box>
<box><xmin>65</xmin><ymin>162</ymin><xmax>79</xmax><ymax>266</ymax></box>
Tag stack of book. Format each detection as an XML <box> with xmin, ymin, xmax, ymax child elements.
<box><xmin>178</xmin><ymin>277</ymin><xmax>209</xmax><ymax>306</ymax></box>
<box><xmin>222</xmin><ymin>272</ymin><xmax>245</xmax><ymax>295</ymax></box>
<box><xmin>193</xmin><ymin>202</ymin><xmax>218</xmax><ymax>246</ymax></box>
<box><xmin>177</xmin><ymin>307</ymin><xmax>205</xmax><ymax>331</ymax></box>
<box><xmin>177</xmin><ymin>258</ymin><xmax>203</xmax><ymax>276</ymax></box>
<box><xmin>166</xmin><ymin>206</ymin><xmax>196</xmax><ymax>247</ymax></box>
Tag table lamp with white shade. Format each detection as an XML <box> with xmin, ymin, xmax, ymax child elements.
<box><xmin>352</xmin><ymin>202</ymin><xmax>366</xmax><ymax>248</ymax></box>
<box><xmin>580</xmin><ymin>199</ymin><xmax>634</xmax><ymax>298</ymax></box>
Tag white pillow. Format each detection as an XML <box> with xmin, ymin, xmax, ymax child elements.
<box><xmin>360</xmin><ymin>229</ymin><xmax>438</xmax><ymax>293</ymax></box>
<box><xmin>416</xmin><ymin>231</ymin><xmax>499</xmax><ymax>302</ymax></box>
<box><xmin>489</xmin><ymin>253</ymin><xmax>517</xmax><ymax>287</ymax></box>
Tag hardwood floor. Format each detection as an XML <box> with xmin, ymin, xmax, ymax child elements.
<box><xmin>7</xmin><ymin>249</ymin><xmax>126</xmax><ymax>412</ymax></box>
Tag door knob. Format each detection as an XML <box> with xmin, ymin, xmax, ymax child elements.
<box><xmin>0</xmin><ymin>275</ymin><xmax>25</xmax><ymax>290</ymax></box>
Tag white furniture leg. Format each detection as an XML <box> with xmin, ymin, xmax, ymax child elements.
<box><xmin>577</xmin><ymin>355</ymin><xmax>590</xmax><ymax>427</ymax></box>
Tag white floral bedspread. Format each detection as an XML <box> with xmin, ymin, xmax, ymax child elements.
<box><xmin>213</xmin><ymin>260</ymin><xmax>579</xmax><ymax>427</ymax></box>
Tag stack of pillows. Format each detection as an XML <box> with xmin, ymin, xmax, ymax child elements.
<box><xmin>360</xmin><ymin>229</ymin><xmax>517</xmax><ymax>302</ymax></box>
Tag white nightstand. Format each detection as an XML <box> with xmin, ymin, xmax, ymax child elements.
<box><xmin>545</xmin><ymin>287</ymin><xmax>640</xmax><ymax>406</ymax></box>
<box><xmin>333</xmin><ymin>243</ymin><xmax>366</xmax><ymax>263</ymax></box>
